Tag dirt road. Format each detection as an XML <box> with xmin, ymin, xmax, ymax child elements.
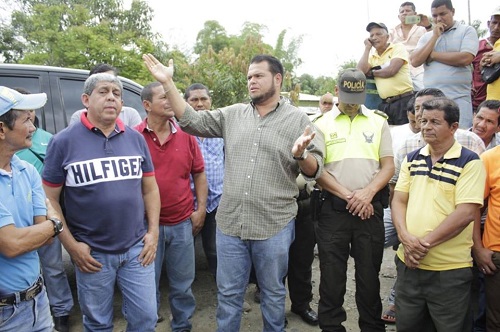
<box><xmin>65</xmin><ymin>243</ymin><xmax>398</xmax><ymax>331</ymax></box>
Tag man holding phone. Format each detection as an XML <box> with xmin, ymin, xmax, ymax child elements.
<box><xmin>389</xmin><ymin>2</ymin><xmax>433</xmax><ymax>91</ymax></box>
<box><xmin>357</xmin><ymin>22</ymin><xmax>414</xmax><ymax>126</ymax></box>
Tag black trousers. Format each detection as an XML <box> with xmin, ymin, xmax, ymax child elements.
<box><xmin>316</xmin><ymin>196</ymin><xmax>385</xmax><ymax>332</ymax></box>
<box><xmin>378</xmin><ymin>92</ymin><xmax>413</xmax><ymax>126</ymax></box>
<box><xmin>287</xmin><ymin>198</ymin><xmax>316</xmax><ymax>311</ymax></box>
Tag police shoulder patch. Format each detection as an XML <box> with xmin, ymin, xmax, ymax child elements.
<box><xmin>374</xmin><ymin>110</ymin><xmax>388</xmax><ymax>119</ymax></box>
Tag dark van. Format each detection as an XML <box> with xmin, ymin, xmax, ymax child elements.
<box><xmin>0</xmin><ymin>64</ymin><xmax>144</xmax><ymax>134</ymax></box>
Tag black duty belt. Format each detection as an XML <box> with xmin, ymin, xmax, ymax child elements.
<box><xmin>382</xmin><ymin>91</ymin><xmax>414</xmax><ymax>104</ymax></box>
<box><xmin>0</xmin><ymin>276</ymin><xmax>43</xmax><ymax>306</ymax></box>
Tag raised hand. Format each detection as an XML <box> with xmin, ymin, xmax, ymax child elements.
<box><xmin>142</xmin><ymin>54</ymin><xmax>174</xmax><ymax>83</ymax></box>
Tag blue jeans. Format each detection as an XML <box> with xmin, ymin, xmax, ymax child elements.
<box><xmin>38</xmin><ymin>237</ymin><xmax>74</xmax><ymax>317</ymax></box>
<box><xmin>155</xmin><ymin>219</ymin><xmax>196</xmax><ymax>332</ymax></box>
<box><xmin>216</xmin><ymin>219</ymin><xmax>295</xmax><ymax>332</ymax></box>
<box><xmin>75</xmin><ymin>240</ymin><xmax>157</xmax><ymax>332</ymax></box>
<box><xmin>199</xmin><ymin>208</ymin><xmax>217</xmax><ymax>278</ymax></box>
<box><xmin>0</xmin><ymin>284</ymin><xmax>53</xmax><ymax>332</ymax></box>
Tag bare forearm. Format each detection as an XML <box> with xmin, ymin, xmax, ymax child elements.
<box><xmin>142</xmin><ymin>180</ymin><xmax>160</xmax><ymax>235</ymax></box>
<box><xmin>472</xmin><ymin>210</ymin><xmax>484</xmax><ymax>250</ymax></box>
<box><xmin>0</xmin><ymin>221</ymin><xmax>55</xmax><ymax>257</ymax></box>
<box><xmin>193</xmin><ymin>172</ymin><xmax>208</xmax><ymax>212</ymax></box>
<box><xmin>411</xmin><ymin>37</ymin><xmax>437</xmax><ymax>67</ymax></box>
<box><xmin>357</xmin><ymin>48</ymin><xmax>372</xmax><ymax>74</ymax></box>
<box><xmin>423</xmin><ymin>204</ymin><xmax>479</xmax><ymax>248</ymax></box>
<box><xmin>316</xmin><ymin>170</ymin><xmax>350</xmax><ymax>200</ymax></box>
<box><xmin>163</xmin><ymin>81</ymin><xmax>187</xmax><ymax>119</ymax></box>
<box><xmin>298</xmin><ymin>154</ymin><xmax>320</xmax><ymax>178</ymax></box>
<box><xmin>430</xmin><ymin>52</ymin><xmax>474</xmax><ymax>67</ymax></box>
<box><xmin>391</xmin><ymin>192</ymin><xmax>409</xmax><ymax>239</ymax></box>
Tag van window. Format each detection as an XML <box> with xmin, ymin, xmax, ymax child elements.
<box><xmin>59</xmin><ymin>78</ymin><xmax>86</xmax><ymax>122</ymax></box>
<box><xmin>0</xmin><ymin>76</ymin><xmax>42</xmax><ymax>94</ymax></box>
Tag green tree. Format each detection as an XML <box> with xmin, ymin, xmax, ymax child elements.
<box><xmin>188</xmin><ymin>20</ymin><xmax>302</xmax><ymax>107</ymax></box>
<box><xmin>0</xmin><ymin>0</ymin><xmax>170</xmax><ymax>84</ymax></box>
<box><xmin>194</xmin><ymin>20</ymin><xmax>230</xmax><ymax>55</ymax></box>
<box><xmin>471</xmin><ymin>19</ymin><xmax>487</xmax><ymax>38</ymax></box>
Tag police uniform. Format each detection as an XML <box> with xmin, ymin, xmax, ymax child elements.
<box><xmin>314</xmin><ymin>104</ymin><xmax>393</xmax><ymax>331</ymax></box>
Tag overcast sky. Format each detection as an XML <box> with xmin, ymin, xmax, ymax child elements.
<box><xmin>144</xmin><ymin>0</ymin><xmax>494</xmax><ymax>78</ymax></box>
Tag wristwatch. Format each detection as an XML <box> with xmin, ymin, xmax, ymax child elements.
<box><xmin>49</xmin><ymin>217</ymin><xmax>63</xmax><ymax>237</ymax></box>
<box><xmin>293</xmin><ymin>150</ymin><xmax>309</xmax><ymax>161</ymax></box>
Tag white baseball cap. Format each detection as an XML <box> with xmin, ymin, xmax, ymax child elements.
<box><xmin>0</xmin><ymin>86</ymin><xmax>47</xmax><ymax>116</ymax></box>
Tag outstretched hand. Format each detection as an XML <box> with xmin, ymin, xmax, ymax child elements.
<box><xmin>142</xmin><ymin>54</ymin><xmax>174</xmax><ymax>83</ymax></box>
<box><xmin>292</xmin><ymin>125</ymin><xmax>315</xmax><ymax>157</ymax></box>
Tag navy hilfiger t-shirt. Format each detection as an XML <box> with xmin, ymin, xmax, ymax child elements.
<box><xmin>43</xmin><ymin>116</ymin><xmax>155</xmax><ymax>254</ymax></box>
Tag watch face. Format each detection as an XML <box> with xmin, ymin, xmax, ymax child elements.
<box><xmin>50</xmin><ymin>218</ymin><xmax>63</xmax><ymax>236</ymax></box>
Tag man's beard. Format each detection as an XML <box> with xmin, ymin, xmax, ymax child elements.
<box><xmin>251</xmin><ymin>85</ymin><xmax>276</xmax><ymax>105</ymax></box>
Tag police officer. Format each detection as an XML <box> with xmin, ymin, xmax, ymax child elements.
<box><xmin>314</xmin><ymin>69</ymin><xmax>394</xmax><ymax>331</ymax></box>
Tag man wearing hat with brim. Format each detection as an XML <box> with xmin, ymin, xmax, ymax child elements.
<box><xmin>13</xmin><ymin>86</ymin><xmax>74</xmax><ymax>332</ymax></box>
<box><xmin>313</xmin><ymin>69</ymin><xmax>395</xmax><ymax>331</ymax></box>
<box><xmin>0</xmin><ymin>86</ymin><xmax>64</xmax><ymax>331</ymax></box>
<box><xmin>358</xmin><ymin>22</ymin><xmax>414</xmax><ymax>126</ymax></box>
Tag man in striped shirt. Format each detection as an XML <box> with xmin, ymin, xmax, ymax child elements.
<box><xmin>392</xmin><ymin>97</ymin><xmax>485</xmax><ymax>331</ymax></box>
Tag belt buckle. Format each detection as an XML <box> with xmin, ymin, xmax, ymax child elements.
<box><xmin>24</xmin><ymin>285</ymin><xmax>38</xmax><ymax>301</ymax></box>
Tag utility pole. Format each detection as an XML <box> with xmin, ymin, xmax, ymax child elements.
<box><xmin>467</xmin><ymin>0</ymin><xmax>471</xmax><ymax>25</ymax></box>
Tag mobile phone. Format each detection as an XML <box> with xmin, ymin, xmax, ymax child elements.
<box><xmin>405</xmin><ymin>15</ymin><xmax>421</xmax><ymax>24</ymax></box>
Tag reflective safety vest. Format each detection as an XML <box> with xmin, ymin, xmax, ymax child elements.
<box><xmin>314</xmin><ymin>106</ymin><xmax>387</xmax><ymax>166</ymax></box>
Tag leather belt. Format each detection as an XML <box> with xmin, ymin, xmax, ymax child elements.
<box><xmin>383</xmin><ymin>91</ymin><xmax>414</xmax><ymax>104</ymax></box>
<box><xmin>0</xmin><ymin>276</ymin><xmax>43</xmax><ymax>306</ymax></box>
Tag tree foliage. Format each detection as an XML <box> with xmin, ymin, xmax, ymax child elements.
<box><xmin>0</xmin><ymin>0</ymin><xmax>170</xmax><ymax>84</ymax></box>
<box><xmin>1</xmin><ymin>0</ymin><xmax>334</xmax><ymax>98</ymax></box>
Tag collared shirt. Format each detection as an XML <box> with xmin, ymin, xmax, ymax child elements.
<box><xmin>391</xmin><ymin>128</ymin><xmax>485</xmax><ymax>184</ymax></box>
<box><xmin>368</xmin><ymin>43</ymin><xmax>413</xmax><ymax>99</ymax></box>
<box><xmin>314</xmin><ymin>104</ymin><xmax>393</xmax><ymax>191</ymax></box>
<box><xmin>177</xmin><ymin>98</ymin><xmax>324</xmax><ymax>240</ymax></box>
<box><xmin>43</xmin><ymin>116</ymin><xmax>155</xmax><ymax>253</ymax></box>
<box><xmin>135</xmin><ymin>118</ymin><xmax>205</xmax><ymax>225</ymax></box>
<box><xmin>16</xmin><ymin>128</ymin><xmax>53</xmax><ymax>174</ymax></box>
<box><xmin>395</xmin><ymin>141</ymin><xmax>485</xmax><ymax>270</ymax></box>
<box><xmin>70</xmin><ymin>107</ymin><xmax>142</xmax><ymax>127</ymax></box>
<box><xmin>417</xmin><ymin>21</ymin><xmax>479</xmax><ymax>101</ymax></box>
<box><xmin>468</xmin><ymin>128</ymin><xmax>500</xmax><ymax>150</ymax></box>
<box><xmin>193</xmin><ymin>136</ymin><xmax>224</xmax><ymax>213</ymax></box>
<box><xmin>0</xmin><ymin>156</ymin><xmax>46</xmax><ymax>293</ymax></box>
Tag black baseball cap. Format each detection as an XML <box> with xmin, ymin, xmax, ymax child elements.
<box><xmin>366</xmin><ymin>22</ymin><xmax>388</xmax><ymax>32</ymax></box>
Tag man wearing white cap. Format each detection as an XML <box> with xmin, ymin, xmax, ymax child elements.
<box><xmin>313</xmin><ymin>69</ymin><xmax>394</xmax><ymax>331</ymax></box>
<box><xmin>14</xmin><ymin>87</ymin><xmax>74</xmax><ymax>332</ymax></box>
<box><xmin>0</xmin><ymin>86</ymin><xmax>64</xmax><ymax>331</ymax></box>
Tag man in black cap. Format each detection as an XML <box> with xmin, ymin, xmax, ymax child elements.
<box><xmin>313</xmin><ymin>69</ymin><xmax>394</xmax><ymax>331</ymax></box>
<box><xmin>358</xmin><ymin>22</ymin><xmax>414</xmax><ymax>126</ymax></box>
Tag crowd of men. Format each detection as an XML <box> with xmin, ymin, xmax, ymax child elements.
<box><xmin>1</xmin><ymin>0</ymin><xmax>499</xmax><ymax>331</ymax></box>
